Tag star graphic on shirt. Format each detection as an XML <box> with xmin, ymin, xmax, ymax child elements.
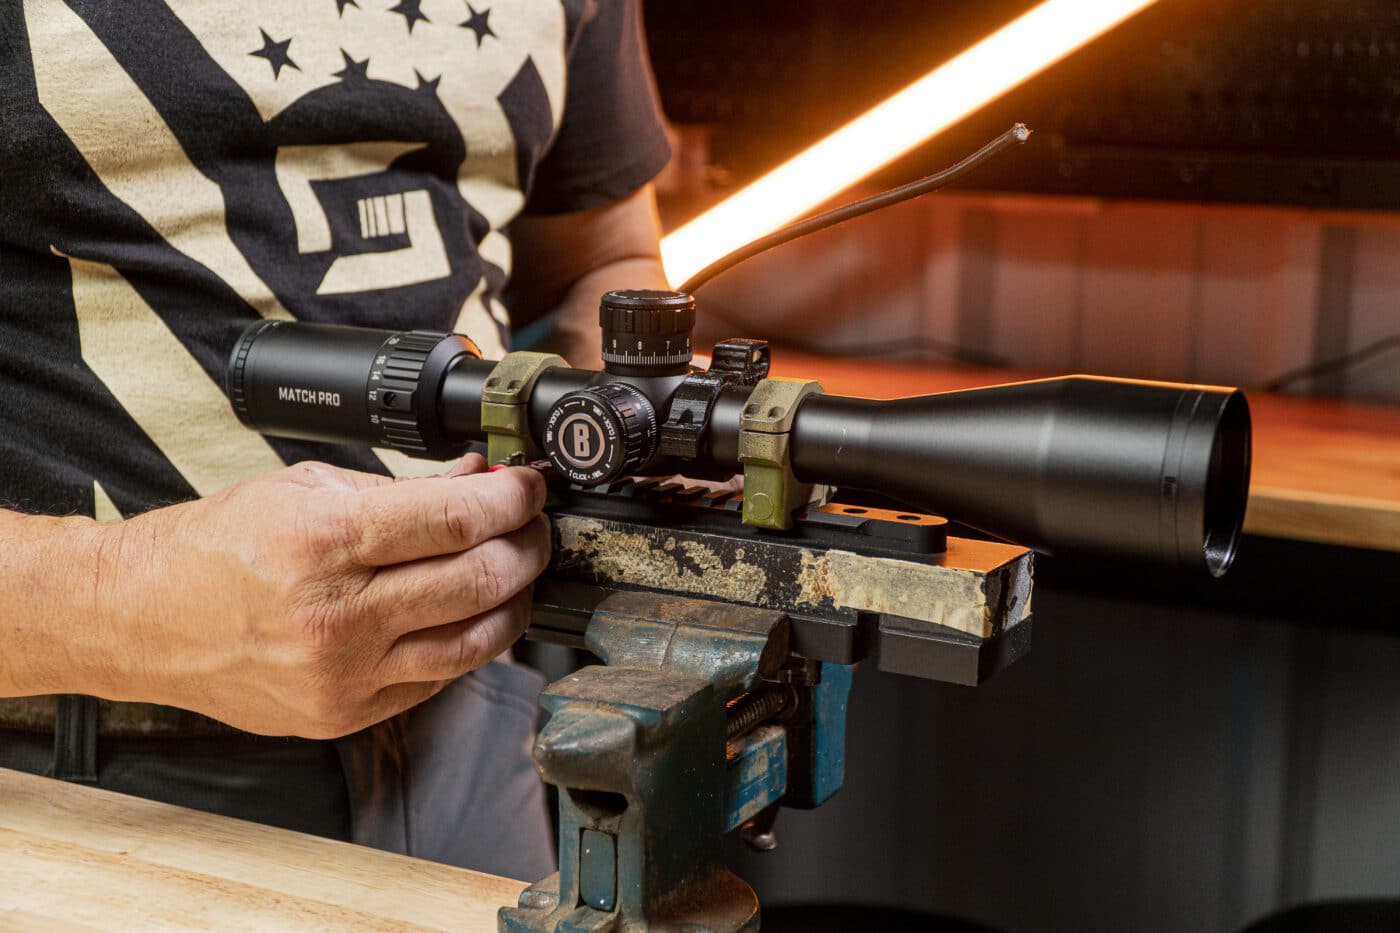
<box><xmin>335</xmin><ymin>0</ymin><xmax>359</xmax><ymax>15</ymax></box>
<box><xmin>415</xmin><ymin>70</ymin><xmax>442</xmax><ymax>96</ymax></box>
<box><xmin>389</xmin><ymin>0</ymin><xmax>430</xmax><ymax>33</ymax></box>
<box><xmin>333</xmin><ymin>50</ymin><xmax>371</xmax><ymax>82</ymax></box>
<box><xmin>249</xmin><ymin>29</ymin><xmax>299</xmax><ymax>79</ymax></box>
<box><xmin>460</xmin><ymin>4</ymin><xmax>496</xmax><ymax>47</ymax></box>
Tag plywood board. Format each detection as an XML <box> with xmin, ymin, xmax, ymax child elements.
<box><xmin>0</xmin><ymin>768</ymin><xmax>527</xmax><ymax>931</ymax></box>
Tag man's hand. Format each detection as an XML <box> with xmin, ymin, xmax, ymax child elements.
<box><xmin>70</xmin><ymin>454</ymin><xmax>548</xmax><ymax>738</ymax></box>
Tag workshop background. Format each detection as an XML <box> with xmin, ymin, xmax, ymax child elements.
<box><xmin>642</xmin><ymin>0</ymin><xmax>1400</xmax><ymax>931</ymax></box>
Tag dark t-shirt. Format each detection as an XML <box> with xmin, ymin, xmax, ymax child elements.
<box><xmin>0</xmin><ymin>0</ymin><xmax>669</xmax><ymax>519</ymax></box>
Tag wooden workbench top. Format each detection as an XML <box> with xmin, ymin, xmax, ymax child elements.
<box><xmin>770</xmin><ymin>352</ymin><xmax>1400</xmax><ymax>553</ymax></box>
<box><xmin>0</xmin><ymin>767</ymin><xmax>526</xmax><ymax>931</ymax></box>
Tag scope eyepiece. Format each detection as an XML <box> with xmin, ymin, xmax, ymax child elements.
<box><xmin>226</xmin><ymin>320</ymin><xmax>482</xmax><ymax>460</ymax></box>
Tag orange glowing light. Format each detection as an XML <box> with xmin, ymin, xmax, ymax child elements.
<box><xmin>660</xmin><ymin>0</ymin><xmax>1159</xmax><ymax>287</ymax></box>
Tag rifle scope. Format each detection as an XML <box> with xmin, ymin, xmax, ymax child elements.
<box><xmin>226</xmin><ymin>127</ymin><xmax>1250</xmax><ymax>576</ymax></box>
<box><xmin>227</xmin><ymin>290</ymin><xmax>1251</xmax><ymax>577</ymax></box>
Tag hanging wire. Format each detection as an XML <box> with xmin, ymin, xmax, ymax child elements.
<box><xmin>677</xmin><ymin>123</ymin><xmax>1031</xmax><ymax>295</ymax></box>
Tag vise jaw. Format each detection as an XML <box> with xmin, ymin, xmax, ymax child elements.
<box><xmin>499</xmin><ymin>591</ymin><xmax>814</xmax><ymax>933</ymax></box>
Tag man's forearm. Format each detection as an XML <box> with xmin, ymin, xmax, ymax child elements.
<box><xmin>0</xmin><ymin>510</ymin><xmax>111</xmax><ymax>697</ymax></box>
<box><xmin>506</xmin><ymin>184</ymin><xmax>669</xmax><ymax>369</ymax></box>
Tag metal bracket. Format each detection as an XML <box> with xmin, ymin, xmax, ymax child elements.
<box><xmin>659</xmin><ymin>372</ymin><xmax>728</xmax><ymax>459</ymax></box>
<box><xmin>738</xmin><ymin>377</ymin><xmax>823</xmax><ymax>531</ymax></box>
<box><xmin>708</xmin><ymin>338</ymin><xmax>770</xmax><ymax>385</ymax></box>
<box><xmin>660</xmin><ymin>340</ymin><xmax>771</xmax><ymax>460</ymax></box>
<box><xmin>480</xmin><ymin>351</ymin><xmax>566</xmax><ymax>465</ymax></box>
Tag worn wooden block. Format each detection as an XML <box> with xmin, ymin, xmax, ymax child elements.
<box><xmin>553</xmin><ymin>514</ymin><xmax>1031</xmax><ymax>642</ymax></box>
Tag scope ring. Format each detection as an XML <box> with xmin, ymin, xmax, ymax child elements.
<box><xmin>738</xmin><ymin>377</ymin><xmax>823</xmax><ymax>530</ymax></box>
<box><xmin>480</xmin><ymin>351</ymin><xmax>567</xmax><ymax>464</ymax></box>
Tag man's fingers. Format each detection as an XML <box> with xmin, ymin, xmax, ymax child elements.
<box><xmin>444</xmin><ymin>451</ymin><xmax>488</xmax><ymax>478</ymax></box>
<box><xmin>348</xmin><ymin>465</ymin><xmax>546</xmax><ymax>566</ymax></box>
<box><xmin>365</xmin><ymin>514</ymin><xmax>551</xmax><ymax>635</ymax></box>
<box><xmin>377</xmin><ymin>588</ymin><xmax>533</xmax><ymax>684</ymax></box>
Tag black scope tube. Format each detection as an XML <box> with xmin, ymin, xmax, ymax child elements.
<box><xmin>230</xmin><ymin>323</ymin><xmax>1251</xmax><ymax>575</ymax></box>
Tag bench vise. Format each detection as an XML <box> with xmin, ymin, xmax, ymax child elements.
<box><xmin>500</xmin><ymin>479</ymin><xmax>1032</xmax><ymax>932</ymax></box>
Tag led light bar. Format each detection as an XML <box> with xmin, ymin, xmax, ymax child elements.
<box><xmin>659</xmin><ymin>0</ymin><xmax>1159</xmax><ymax>287</ymax></box>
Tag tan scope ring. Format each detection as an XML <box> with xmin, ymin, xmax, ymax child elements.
<box><xmin>738</xmin><ymin>377</ymin><xmax>824</xmax><ymax>530</ymax></box>
<box><xmin>480</xmin><ymin>351</ymin><xmax>567</xmax><ymax>464</ymax></box>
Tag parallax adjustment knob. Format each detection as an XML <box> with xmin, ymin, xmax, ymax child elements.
<box><xmin>542</xmin><ymin>383</ymin><xmax>659</xmax><ymax>485</ymax></box>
